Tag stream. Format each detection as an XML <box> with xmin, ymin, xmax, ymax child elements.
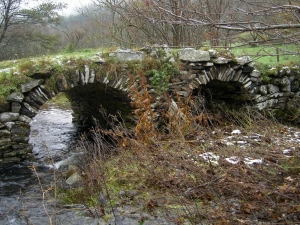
<box><xmin>0</xmin><ymin>98</ymin><xmax>172</xmax><ymax>225</ymax></box>
<box><xmin>0</xmin><ymin>99</ymin><xmax>100</xmax><ymax>225</ymax></box>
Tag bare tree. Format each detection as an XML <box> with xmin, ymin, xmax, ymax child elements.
<box><xmin>81</xmin><ymin>0</ymin><xmax>300</xmax><ymax>56</ymax></box>
<box><xmin>0</xmin><ymin>0</ymin><xmax>65</xmax><ymax>59</ymax></box>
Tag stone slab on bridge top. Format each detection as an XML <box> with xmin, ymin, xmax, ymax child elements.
<box><xmin>0</xmin><ymin>45</ymin><xmax>300</xmax><ymax>166</ymax></box>
<box><xmin>108</xmin><ymin>49</ymin><xmax>144</xmax><ymax>61</ymax></box>
<box><xmin>178</xmin><ymin>48</ymin><xmax>211</xmax><ymax>62</ymax></box>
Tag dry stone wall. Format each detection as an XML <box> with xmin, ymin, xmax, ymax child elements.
<box><xmin>0</xmin><ymin>47</ymin><xmax>299</xmax><ymax>165</ymax></box>
<box><xmin>173</xmin><ymin>48</ymin><xmax>300</xmax><ymax>118</ymax></box>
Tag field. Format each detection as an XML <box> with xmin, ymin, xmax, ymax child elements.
<box><xmin>231</xmin><ymin>44</ymin><xmax>300</xmax><ymax>71</ymax></box>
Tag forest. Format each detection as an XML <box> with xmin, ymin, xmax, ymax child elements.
<box><xmin>1</xmin><ymin>0</ymin><xmax>300</xmax><ymax>60</ymax></box>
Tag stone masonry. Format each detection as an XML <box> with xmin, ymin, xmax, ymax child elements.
<box><xmin>0</xmin><ymin>47</ymin><xmax>299</xmax><ymax>165</ymax></box>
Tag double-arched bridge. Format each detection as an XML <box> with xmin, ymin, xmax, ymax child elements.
<box><xmin>1</xmin><ymin>46</ymin><xmax>299</xmax><ymax>165</ymax></box>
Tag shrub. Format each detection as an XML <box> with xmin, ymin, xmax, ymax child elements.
<box><xmin>63</xmin><ymin>43</ymin><xmax>76</xmax><ymax>53</ymax></box>
<box><xmin>63</xmin><ymin>82</ymin><xmax>300</xmax><ymax>224</ymax></box>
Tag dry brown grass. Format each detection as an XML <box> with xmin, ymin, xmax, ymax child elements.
<box><xmin>66</xmin><ymin>74</ymin><xmax>300</xmax><ymax>224</ymax></box>
<box><xmin>74</xmin><ymin>115</ymin><xmax>300</xmax><ymax>224</ymax></box>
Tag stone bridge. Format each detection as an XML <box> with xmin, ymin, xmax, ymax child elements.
<box><xmin>1</xmin><ymin>46</ymin><xmax>300</xmax><ymax>165</ymax></box>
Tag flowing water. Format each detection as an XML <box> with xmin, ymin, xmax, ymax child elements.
<box><xmin>0</xmin><ymin>97</ymin><xmax>172</xmax><ymax>225</ymax></box>
<box><xmin>0</xmin><ymin>99</ymin><xmax>99</xmax><ymax>225</ymax></box>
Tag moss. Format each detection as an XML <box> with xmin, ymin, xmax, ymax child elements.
<box><xmin>269</xmin><ymin>107</ymin><xmax>300</xmax><ymax>123</ymax></box>
<box><xmin>156</xmin><ymin>48</ymin><xmax>167</xmax><ymax>58</ymax></box>
<box><xmin>267</xmin><ymin>67</ymin><xmax>277</xmax><ymax>76</ymax></box>
<box><xmin>261</xmin><ymin>74</ymin><xmax>271</xmax><ymax>83</ymax></box>
<box><xmin>47</xmin><ymin>93</ymin><xmax>71</xmax><ymax>109</ymax></box>
<box><xmin>273</xmin><ymin>109</ymin><xmax>285</xmax><ymax>118</ymax></box>
<box><xmin>279</xmin><ymin>156</ymin><xmax>300</xmax><ymax>175</ymax></box>
<box><xmin>0</xmin><ymin>69</ymin><xmax>31</xmax><ymax>103</ymax></box>
<box><xmin>58</xmin><ymin>187</ymin><xmax>86</xmax><ymax>205</ymax></box>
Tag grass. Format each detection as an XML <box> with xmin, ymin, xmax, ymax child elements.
<box><xmin>0</xmin><ymin>43</ymin><xmax>299</xmax><ymax>103</ymax></box>
<box><xmin>1</xmin><ymin>44</ymin><xmax>299</xmax><ymax>223</ymax></box>
<box><xmin>1</xmin><ymin>44</ymin><xmax>299</xmax><ymax>70</ymax></box>
<box><xmin>39</xmin><ymin>92</ymin><xmax>72</xmax><ymax>111</ymax></box>
<box><xmin>58</xmin><ymin>47</ymin><xmax>104</xmax><ymax>59</ymax></box>
<box><xmin>0</xmin><ymin>48</ymin><xmax>106</xmax><ymax>103</ymax></box>
<box><xmin>231</xmin><ymin>44</ymin><xmax>300</xmax><ymax>70</ymax></box>
<box><xmin>0</xmin><ymin>48</ymin><xmax>104</xmax><ymax>70</ymax></box>
<box><xmin>55</xmin><ymin>88</ymin><xmax>300</xmax><ymax>224</ymax></box>
<box><xmin>0</xmin><ymin>70</ymin><xmax>31</xmax><ymax>103</ymax></box>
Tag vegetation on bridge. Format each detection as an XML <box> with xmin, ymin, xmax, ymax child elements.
<box><xmin>1</xmin><ymin>42</ymin><xmax>300</xmax><ymax>104</ymax></box>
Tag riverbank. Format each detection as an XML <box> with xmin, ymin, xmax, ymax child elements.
<box><xmin>55</xmin><ymin>106</ymin><xmax>300</xmax><ymax>225</ymax></box>
<box><xmin>1</xmin><ymin>96</ymin><xmax>300</xmax><ymax>225</ymax></box>
<box><xmin>0</xmin><ymin>95</ymin><xmax>91</xmax><ymax>225</ymax></box>
<box><xmin>0</xmin><ymin>95</ymin><xmax>175</xmax><ymax>225</ymax></box>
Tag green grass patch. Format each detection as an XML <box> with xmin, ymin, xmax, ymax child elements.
<box><xmin>0</xmin><ymin>44</ymin><xmax>299</xmax><ymax>105</ymax></box>
<box><xmin>0</xmin><ymin>70</ymin><xmax>31</xmax><ymax>103</ymax></box>
<box><xmin>279</xmin><ymin>156</ymin><xmax>300</xmax><ymax>175</ymax></box>
<box><xmin>231</xmin><ymin>44</ymin><xmax>300</xmax><ymax>69</ymax></box>
<box><xmin>0</xmin><ymin>48</ymin><xmax>107</xmax><ymax>103</ymax></box>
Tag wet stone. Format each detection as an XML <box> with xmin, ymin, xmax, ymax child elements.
<box><xmin>20</xmin><ymin>105</ymin><xmax>37</xmax><ymax>118</ymax></box>
<box><xmin>24</xmin><ymin>96</ymin><xmax>41</xmax><ymax>109</ymax></box>
<box><xmin>34</xmin><ymin>88</ymin><xmax>47</xmax><ymax>101</ymax></box>
<box><xmin>0</xmin><ymin>103</ymin><xmax>10</xmax><ymax>113</ymax></box>
<box><xmin>7</xmin><ymin>92</ymin><xmax>24</xmax><ymax>103</ymax></box>
<box><xmin>11</xmin><ymin>123</ymin><xmax>30</xmax><ymax>136</ymax></box>
<box><xmin>250</xmin><ymin>69</ymin><xmax>261</xmax><ymax>78</ymax></box>
<box><xmin>242</xmin><ymin>66</ymin><xmax>254</xmax><ymax>73</ymax></box>
<box><xmin>5</xmin><ymin>122</ymin><xmax>15</xmax><ymax>130</ymax></box>
<box><xmin>0</xmin><ymin>138</ymin><xmax>12</xmax><ymax>148</ymax></box>
<box><xmin>268</xmin><ymin>84</ymin><xmax>280</xmax><ymax>94</ymax></box>
<box><xmin>39</xmin><ymin>85</ymin><xmax>53</xmax><ymax>99</ymax></box>
<box><xmin>56</xmin><ymin>74</ymin><xmax>69</xmax><ymax>91</ymax></box>
<box><xmin>0</xmin><ymin>130</ymin><xmax>10</xmax><ymax>138</ymax></box>
<box><xmin>11</xmin><ymin>135</ymin><xmax>29</xmax><ymax>143</ymax></box>
<box><xmin>3</xmin><ymin>147</ymin><xmax>31</xmax><ymax>157</ymax></box>
<box><xmin>236</xmin><ymin>56</ymin><xmax>253</xmax><ymax>65</ymax></box>
<box><xmin>11</xmin><ymin>102</ymin><xmax>21</xmax><ymax>113</ymax></box>
<box><xmin>0</xmin><ymin>156</ymin><xmax>21</xmax><ymax>163</ymax></box>
<box><xmin>208</xmin><ymin>49</ymin><xmax>218</xmax><ymax>57</ymax></box>
<box><xmin>212</xmin><ymin>57</ymin><xmax>232</xmax><ymax>64</ymax></box>
<box><xmin>178</xmin><ymin>48</ymin><xmax>210</xmax><ymax>62</ymax></box>
<box><xmin>28</xmin><ymin>91</ymin><xmax>45</xmax><ymax>105</ymax></box>
<box><xmin>109</xmin><ymin>49</ymin><xmax>144</xmax><ymax>61</ymax></box>
<box><xmin>23</xmin><ymin>102</ymin><xmax>38</xmax><ymax>114</ymax></box>
<box><xmin>259</xmin><ymin>85</ymin><xmax>268</xmax><ymax>95</ymax></box>
<box><xmin>119</xmin><ymin>190</ymin><xmax>127</xmax><ymax>198</ymax></box>
<box><xmin>19</xmin><ymin>115</ymin><xmax>32</xmax><ymax>123</ymax></box>
<box><xmin>20</xmin><ymin>79</ymin><xmax>44</xmax><ymax>93</ymax></box>
<box><xmin>0</xmin><ymin>112</ymin><xmax>19</xmax><ymax>122</ymax></box>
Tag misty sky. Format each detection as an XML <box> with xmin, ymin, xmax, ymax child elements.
<box><xmin>60</xmin><ymin>0</ymin><xmax>91</xmax><ymax>15</ymax></box>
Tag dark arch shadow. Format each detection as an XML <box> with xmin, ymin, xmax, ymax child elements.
<box><xmin>65</xmin><ymin>83</ymin><xmax>134</xmax><ymax>128</ymax></box>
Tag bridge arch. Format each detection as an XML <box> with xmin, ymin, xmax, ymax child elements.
<box><xmin>0</xmin><ymin>61</ymin><xmax>137</xmax><ymax>164</ymax></box>
<box><xmin>1</xmin><ymin>47</ymin><xmax>300</xmax><ymax>165</ymax></box>
<box><xmin>190</xmin><ymin>63</ymin><xmax>255</xmax><ymax>110</ymax></box>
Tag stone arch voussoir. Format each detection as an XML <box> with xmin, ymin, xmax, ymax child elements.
<box><xmin>0</xmin><ymin>62</ymin><xmax>136</xmax><ymax>165</ymax></box>
<box><xmin>1</xmin><ymin>47</ymin><xmax>300</xmax><ymax>165</ymax></box>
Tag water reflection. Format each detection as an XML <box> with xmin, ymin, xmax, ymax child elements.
<box><xmin>0</xmin><ymin>100</ymin><xmax>81</xmax><ymax>224</ymax></box>
<box><xmin>0</xmin><ymin>164</ymin><xmax>34</xmax><ymax>196</ymax></box>
<box><xmin>29</xmin><ymin>107</ymin><xmax>75</xmax><ymax>161</ymax></box>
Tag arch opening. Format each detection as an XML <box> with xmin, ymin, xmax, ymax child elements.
<box><xmin>65</xmin><ymin>83</ymin><xmax>134</xmax><ymax>128</ymax></box>
<box><xmin>194</xmin><ymin>80</ymin><xmax>253</xmax><ymax>110</ymax></box>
